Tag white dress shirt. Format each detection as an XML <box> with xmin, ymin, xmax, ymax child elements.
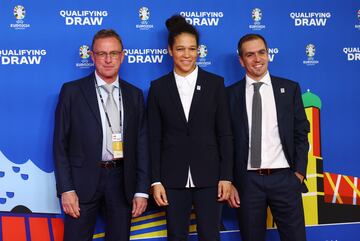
<box><xmin>245</xmin><ymin>72</ymin><xmax>289</xmax><ymax>170</ymax></box>
<box><xmin>94</xmin><ymin>71</ymin><xmax>148</xmax><ymax>198</ymax></box>
<box><xmin>94</xmin><ymin>72</ymin><xmax>123</xmax><ymax>162</ymax></box>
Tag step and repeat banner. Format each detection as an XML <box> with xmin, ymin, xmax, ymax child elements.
<box><xmin>0</xmin><ymin>0</ymin><xmax>359</xmax><ymax>241</ymax></box>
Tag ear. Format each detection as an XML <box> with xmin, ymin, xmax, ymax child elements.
<box><xmin>119</xmin><ymin>51</ymin><xmax>125</xmax><ymax>64</ymax></box>
<box><xmin>90</xmin><ymin>51</ymin><xmax>95</xmax><ymax>63</ymax></box>
<box><xmin>239</xmin><ymin>56</ymin><xmax>245</xmax><ymax>67</ymax></box>
<box><xmin>168</xmin><ymin>46</ymin><xmax>173</xmax><ymax>57</ymax></box>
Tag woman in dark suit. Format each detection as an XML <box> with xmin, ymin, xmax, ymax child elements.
<box><xmin>147</xmin><ymin>15</ymin><xmax>233</xmax><ymax>241</ymax></box>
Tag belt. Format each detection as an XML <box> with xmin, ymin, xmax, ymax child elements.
<box><xmin>248</xmin><ymin>168</ymin><xmax>289</xmax><ymax>175</ymax></box>
<box><xmin>100</xmin><ymin>158</ymin><xmax>123</xmax><ymax>168</ymax></box>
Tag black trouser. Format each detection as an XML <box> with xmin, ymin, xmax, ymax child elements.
<box><xmin>64</xmin><ymin>164</ymin><xmax>131</xmax><ymax>241</ymax></box>
<box><xmin>237</xmin><ymin>169</ymin><xmax>306</xmax><ymax>241</ymax></box>
<box><xmin>166</xmin><ymin>186</ymin><xmax>221</xmax><ymax>241</ymax></box>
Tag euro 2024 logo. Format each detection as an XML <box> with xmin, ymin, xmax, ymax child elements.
<box><xmin>197</xmin><ymin>44</ymin><xmax>211</xmax><ymax>67</ymax></box>
<box><xmin>76</xmin><ymin>45</ymin><xmax>94</xmax><ymax>68</ymax></box>
<box><xmin>14</xmin><ymin>5</ymin><xmax>25</xmax><ymax>20</ymax></box>
<box><xmin>136</xmin><ymin>7</ymin><xmax>153</xmax><ymax>30</ymax></box>
<box><xmin>10</xmin><ymin>5</ymin><xmax>30</xmax><ymax>30</ymax></box>
<box><xmin>79</xmin><ymin>45</ymin><xmax>90</xmax><ymax>59</ymax></box>
<box><xmin>303</xmin><ymin>43</ymin><xmax>319</xmax><ymax>66</ymax></box>
<box><xmin>139</xmin><ymin>7</ymin><xmax>150</xmax><ymax>22</ymax></box>
<box><xmin>306</xmin><ymin>44</ymin><xmax>316</xmax><ymax>58</ymax></box>
<box><xmin>249</xmin><ymin>8</ymin><xmax>265</xmax><ymax>30</ymax></box>
<box><xmin>198</xmin><ymin>45</ymin><xmax>208</xmax><ymax>58</ymax></box>
<box><xmin>355</xmin><ymin>9</ymin><xmax>360</xmax><ymax>30</ymax></box>
<box><xmin>252</xmin><ymin>8</ymin><xmax>262</xmax><ymax>22</ymax></box>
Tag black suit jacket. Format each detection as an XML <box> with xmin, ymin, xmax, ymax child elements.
<box><xmin>147</xmin><ymin>68</ymin><xmax>233</xmax><ymax>188</ymax></box>
<box><xmin>53</xmin><ymin>73</ymin><xmax>150</xmax><ymax>204</ymax></box>
<box><xmin>227</xmin><ymin>76</ymin><xmax>310</xmax><ymax>191</ymax></box>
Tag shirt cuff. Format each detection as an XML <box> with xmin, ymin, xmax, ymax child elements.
<box><xmin>151</xmin><ymin>182</ymin><xmax>162</xmax><ymax>187</ymax></box>
<box><xmin>134</xmin><ymin>193</ymin><xmax>149</xmax><ymax>199</ymax></box>
<box><xmin>62</xmin><ymin>190</ymin><xmax>75</xmax><ymax>194</ymax></box>
<box><xmin>219</xmin><ymin>180</ymin><xmax>232</xmax><ymax>184</ymax></box>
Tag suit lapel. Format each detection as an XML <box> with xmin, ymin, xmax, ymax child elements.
<box><xmin>80</xmin><ymin>73</ymin><xmax>102</xmax><ymax>127</ymax></box>
<box><xmin>271</xmin><ymin>76</ymin><xmax>284</xmax><ymax>124</ymax></box>
<box><xmin>119</xmin><ymin>80</ymin><xmax>133</xmax><ymax>139</ymax></box>
<box><xmin>187</xmin><ymin>68</ymin><xmax>205</xmax><ymax>124</ymax></box>
<box><xmin>166</xmin><ymin>72</ymin><xmax>188</xmax><ymax>125</ymax></box>
<box><xmin>271</xmin><ymin>76</ymin><xmax>286</xmax><ymax>142</ymax></box>
<box><xmin>239</xmin><ymin>79</ymin><xmax>249</xmax><ymax>136</ymax></box>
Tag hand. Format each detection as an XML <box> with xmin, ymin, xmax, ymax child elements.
<box><xmin>152</xmin><ymin>184</ymin><xmax>169</xmax><ymax>206</ymax></box>
<box><xmin>227</xmin><ymin>185</ymin><xmax>240</xmax><ymax>208</ymax></box>
<box><xmin>132</xmin><ymin>197</ymin><xmax>147</xmax><ymax>218</ymax></box>
<box><xmin>294</xmin><ymin>172</ymin><xmax>304</xmax><ymax>183</ymax></box>
<box><xmin>61</xmin><ymin>191</ymin><xmax>80</xmax><ymax>218</ymax></box>
<box><xmin>217</xmin><ymin>180</ymin><xmax>231</xmax><ymax>202</ymax></box>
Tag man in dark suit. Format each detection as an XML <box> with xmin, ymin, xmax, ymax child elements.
<box><xmin>53</xmin><ymin>29</ymin><xmax>150</xmax><ymax>241</ymax></box>
<box><xmin>227</xmin><ymin>34</ymin><xmax>310</xmax><ymax>241</ymax></box>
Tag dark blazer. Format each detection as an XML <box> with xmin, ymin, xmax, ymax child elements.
<box><xmin>147</xmin><ymin>68</ymin><xmax>233</xmax><ymax>188</ymax></box>
<box><xmin>53</xmin><ymin>73</ymin><xmax>149</xmax><ymax>203</ymax></box>
<box><xmin>227</xmin><ymin>76</ymin><xmax>310</xmax><ymax>191</ymax></box>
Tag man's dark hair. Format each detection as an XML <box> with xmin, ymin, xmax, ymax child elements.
<box><xmin>237</xmin><ymin>34</ymin><xmax>268</xmax><ymax>56</ymax></box>
<box><xmin>92</xmin><ymin>29</ymin><xmax>123</xmax><ymax>50</ymax></box>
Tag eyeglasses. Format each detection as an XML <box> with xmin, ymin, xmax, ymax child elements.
<box><xmin>93</xmin><ymin>51</ymin><xmax>123</xmax><ymax>59</ymax></box>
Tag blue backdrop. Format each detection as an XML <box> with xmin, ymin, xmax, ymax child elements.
<box><xmin>0</xmin><ymin>1</ymin><xmax>359</xmax><ymax>241</ymax></box>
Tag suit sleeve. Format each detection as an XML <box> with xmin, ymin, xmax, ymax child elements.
<box><xmin>293</xmin><ymin>83</ymin><xmax>310</xmax><ymax>176</ymax></box>
<box><xmin>53</xmin><ymin>84</ymin><xmax>74</xmax><ymax>196</ymax></box>
<box><xmin>147</xmin><ymin>83</ymin><xmax>162</xmax><ymax>183</ymax></box>
<box><xmin>135</xmin><ymin>90</ymin><xmax>151</xmax><ymax>194</ymax></box>
<box><xmin>215</xmin><ymin>78</ymin><xmax>234</xmax><ymax>182</ymax></box>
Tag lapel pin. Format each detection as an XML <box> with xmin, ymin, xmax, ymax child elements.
<box><xmin>280</xmin><ymin>88</ymin><xmax>285</xmax><ymax>93</ymax></box>
<box><xmin>197</xmin><ymin>85</ymin><xmax>201</xmax><ymax>91</ymax></box>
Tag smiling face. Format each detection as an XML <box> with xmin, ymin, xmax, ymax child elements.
<box><xmin>239</xmin><ymin>38</ymin><xmax>269</xmax><ymax>81</ymax></box>
<box><xmin>168</xmin><ymin>33</ymin><xmax>198</xmax><ymax>77</ymax></box>
<box><xmin>90</xmin><ymin>37</ymin><xmax>124</xmax><ymax>84</ymax></box>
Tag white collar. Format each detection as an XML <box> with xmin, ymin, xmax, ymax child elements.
<box><xmin>173</xmin><ymin>66</ymin><xmax>198</xmax><ymax>82</ymax></box>
<box><xmin>94</xmin><ymin>71</ymin><xmax>119</xmax><ymax>88</ymax></box>
<box><xmin>245</xmin><ymin>71</ymin><xmax>271</xmax><ymax>88</ymax></box>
